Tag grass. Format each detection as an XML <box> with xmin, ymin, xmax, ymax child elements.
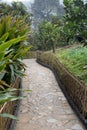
<box><xmin>55</xmin><ymin>45</ymin><xmax>87</xmax><ymax>84</ymax></box>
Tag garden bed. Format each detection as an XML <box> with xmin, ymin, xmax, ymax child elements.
<box><xmin>37</xmin><ymin>51</ymin><xmax>87</xmax><ymax>127</ymax></box>
<box><xmin>0</xmin><ymin>78</ymin><xmax>20</xmax><ymax>130</ymax></box>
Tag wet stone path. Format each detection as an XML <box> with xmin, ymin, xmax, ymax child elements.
<box><xmin>13</xmin><ymin>59</ymin><xmax>85</xmax><ymax>130</ymax></box>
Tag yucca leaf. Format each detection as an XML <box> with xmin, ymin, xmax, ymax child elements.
<box><xmin>0</xmin><ymin>113</ymin><xmax>17</xmax><ymax>120</ymax></box>
<box><xmin>0</xmin><ymin>36</ymin><xmax>27</xmax><ymax>51</ymax></box>
<box><xmin>0</xmin><ymin>33</ymin><xmax>9</xmax><ymax>43</ymax></box>
<box><xmin>0</xmin><ymin>52</ymin><xmax>4</xmax><ymax>61</ymax></box>
<box><xmin>0</xmin><ymin>88</ymin><xmax>31</xmax><ymax>94</ymax></box>
<box><xmin>10</xmin><ymin>96</ymin><xmax>26</xmax><ymax>101</ymax></box>
<box><xmin>9</xmin><ymin>64</ymin><xmax>15</xmax><ymax>81</ymax></box>
<box><xmin>1</xmin><ymin>20</ymin><xmax>7</xmax><ymax>35</ymax></box>
<box><xmin>13</xmin><ymin>46</ymin><xmax>31</xmax><ymax>59</ymax></box>
<box><xmin>0</xmin><ymin>63</ymin><xmax>6</xmax><ymax>72</ymax></box>
<box><xmin>0</xmin><ymin>80</ymin><xmax>10</xmax><ymax>87</ymax></box>
<box><xmin>14</xmin><ymin>70</ymin><xmax>25</xmax><ymax>78</ymax></box>
<box><xmin>0</xmin><ymin>85</ymin><xmax>4</xmax><ymax>90</ymax></box>
<box><xmin>0</xmin><ymin>92</ymin><xmax>26</xmax><ymax>104</ymax></box>
<box><xmin>5</xmin><ymin>49</ymin><xmax>14</xmax><ymax>55</ymax></box>
<box><xmin>0</xmin><ymin>71</ymin><xmax>6</xmax><ymax>80</ymax></box>
<box><xmin>18</xmin><ymin>29</ymin><xmax>28</xmax><ymax>36</ymax></box>
<box><xmin>0</xmin><ymin>23</ymin><xmax>2</xmax><ymax>35</ymax></box>
<box><xmin>0</xmin><ymin>93</ymin><xmax>15</xmax><ymax>104</ymax></box>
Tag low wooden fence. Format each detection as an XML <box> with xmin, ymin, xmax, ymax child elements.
<box><xmin>24</xmin><ymin>51</ymin><xmax>37</xmax><ymax>59</ymax></box>
<box><xmin>37</xmin><ymin>51</ymin><xmax>87</xmax><ymax>125</ymax></box>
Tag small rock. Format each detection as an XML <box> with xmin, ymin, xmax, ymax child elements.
<box><xmin>83</xmin><ymin>65</ymin><xmax>87</xmax><ymax>69</ymax></box>
<box><xmin>72</xmin><ymin>124</ymin><xmax>84</xmax><ymax>130</ymax></box>
<box><xmin>47</xmin><ymin>118</ymin><xmax>57</xmax><ymax>123</ymax></box>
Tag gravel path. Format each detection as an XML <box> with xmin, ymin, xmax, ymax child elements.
<box><xmin>13</xmin><ymin>59</ymin><xmax>85</xmax><ymax>130</ymax></box>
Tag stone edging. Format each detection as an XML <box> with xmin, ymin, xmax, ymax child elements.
<box><xmin>36</xmin><ymin>52</ymin><xmax>87</xmax><ymax>128</ymax></box>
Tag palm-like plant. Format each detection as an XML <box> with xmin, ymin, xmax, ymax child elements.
<box><xmin>0</xmin><ymin>15</ymin><xmax>31</xmax><ymax>119</ymax></box>
<box><xmin>0</xmin><ymin>15</ymin><xmax>31</xmax><ymax>84</ymax></box>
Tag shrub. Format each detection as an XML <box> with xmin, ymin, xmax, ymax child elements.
<box><xmin>0</xmin><ymin>15</ymin><xmax>31</xmax><ymax>118</ymax></box>
<box><xmin>0</xmin><ymin>15</ymin><xmax>31</xmax><ymax>85</ymax></box>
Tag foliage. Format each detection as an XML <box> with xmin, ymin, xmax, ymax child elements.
<box><xmin>0</xmin><ymin>34</ymin><xmax>26</xmax><ymax>82</ymax></box>
<box><xmin>0</xmin><ymin>88</ymin><xmax>23</xmax><ymax>104</ymax></box>
<box><xmin>0</xmin><ymin>1</ymin><xmax>32</xmax><ymax>25</ymax></box>
<box><xmin>55</xmin><ymin>45</ymin><xmax>87</xmax><ymax>83</ymax></box>
<box><xmin>0</xmin><ymin>87</ymin><xmax>31</xmax><ymax>119</ymax></box>
<box><xmin>0</xmin><ymin>3</ymin><xmax>11</xmax><ymax>16</ymax></box>
<box><xmin>31</xmin><ymin>0</ymin><xmax>64</xmax><ymax>29</ymax></box>
<box><xmin>0</xmin><ymin>15</ymin><xmax>31</xmax><ymax>118</ymax></box>
<box><xmin>0</xmin><ymin>15</ymin><xmax>31</xmax><ymax>85</ymax></box>
<box><xmin>63</xmin><ymin>0</ymin><xmax>87</xmax><ymax>45</ymax></box>
<box><xmin>31</xmin><ymin>20</ymin><xmax>61</xmax><ymax>53</ymax></box>
<box><xmin>0</xmin><ymin>1</ymin><xmax>32</xmax><ymax>119</ymax></box>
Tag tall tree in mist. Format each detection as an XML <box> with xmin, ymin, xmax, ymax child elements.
<box><xmin>31</xmin><ymin>0</ymin><xmax>64</xmax><ymax>29</ymax></box>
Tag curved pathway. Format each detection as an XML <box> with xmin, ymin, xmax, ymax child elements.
<box><xmin>13</xmin><ymin>59</ymin><xmax>85</xmax><ymax>130</ymax></box>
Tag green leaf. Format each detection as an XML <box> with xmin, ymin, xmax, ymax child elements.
<box><xmin>13</xmin><ymin>46</ymin><xmax>32</xmax><ymax>59</ymax></box>
<box><xmin>0</xmin><ymin>52</ymin><xmax>4</xmax><ymax>61</ymax></box>
<box><xmin>0</xmin><ymin>36</ymin><xmax>27</xmax><ymax>52</ymax></box>
<box><xmin>5</xmin><ymin>49</ymin><xmax>14</xmax><ymax>55</ymax></box>
<box><xmin>0</xmin><ymin>33</ymin><xmax>9</xmax><ymax>43</ymax></box>
<box><xmin>0</xmin><ymin>63</ymin><xmax>6</xmax><ymax>72</ymax></box>
<box><xmin>0</xmin><ymin>113</ymin><xmax>18</xmax><ymax>120</ymax></box>
<box><xmin>0</xmin><ymin>71</ymin><xmax>6</xmax><ymax>80</ymax></box>
<box><xmin>10</xmin><ymin>96</ymin><xmax>26</xmax><ymax>101</ymax></box>
<box><xmin>9</xmin><ymin>64</ymin><xmax>15</xmax><ymax>81</ymax></box>
<box><xmin>0</xmin><ymin>93</ymin><xmax>15</xmax><ymax>104</ymax></box>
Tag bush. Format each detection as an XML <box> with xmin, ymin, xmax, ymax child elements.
<box><xmin>63</xmin><ymin>0</ymin><xmax>87</xmax><ymax>45</ymax></box>
<box><xmin>0</xmin><ymin>15</ymin><xmax>31</xmax><ymax>85</ymax></box>
<box><xmin>0</xmin><ymin>15</ymin><xmax>31</xmax><ymax>118</ymax></box>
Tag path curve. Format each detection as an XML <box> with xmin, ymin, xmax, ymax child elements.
<box><xmin>13</xmin><ymin>59</ymin><xmax>85</xmax><ymax>130</ymax></box>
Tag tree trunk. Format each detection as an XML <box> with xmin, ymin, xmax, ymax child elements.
<box><xmin>53</xmin><ymin>43</ymin><xmax>55</xmax><ymax>53</ymax></box>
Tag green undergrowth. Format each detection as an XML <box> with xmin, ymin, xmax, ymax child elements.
<box><xmin>55</xmin><ymin>46</ymin><xmax>87</xmax><ymax>84</ymax></box>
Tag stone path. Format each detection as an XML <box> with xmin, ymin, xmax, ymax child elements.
<box><xmin>13</xmin><ymin>59</ymin><xmax>85</xmax><ymax>130</ymax></box>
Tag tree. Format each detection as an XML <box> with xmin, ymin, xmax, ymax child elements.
<box><xmin>11</xmin><ymin>2</ymin><xmax>28</xmax><ymax>16</ymax></box>
<box><xmin>63</xmin><ymin>0</ymin><xmax>87</xmax><ymax>45</ymax></box>
<box><xmin>33</xmin><ymin>20</ymin><xmax>61</xmax><ymax>53</ymax></box>
<box><xmin>0</xmin><ymin>2</ymin><xmax>32</xmax><ymax>25</ymax></box>
<box><xmin>0</xmin><ymin>2</ymin><xmax>11</xmax><ymax>17</ymax></box>
<box><xmin>31</xmin><ymin>0</ymin><xmax>64</xmax><ymax>29</ymax></box>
